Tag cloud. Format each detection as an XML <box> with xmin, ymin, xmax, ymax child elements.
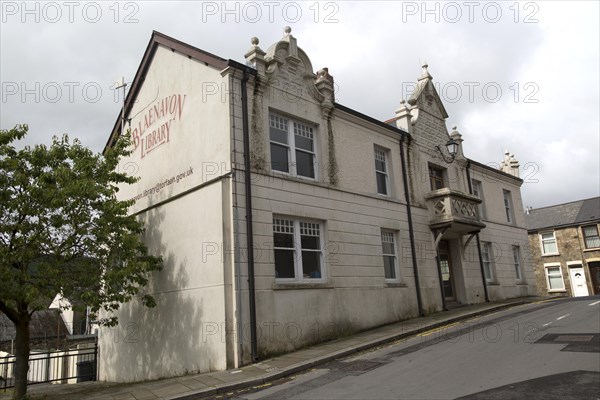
<box><xmin>1</xmin><ymin>1</ymin><xmax>598</xmax><ymax>207</ymax></box>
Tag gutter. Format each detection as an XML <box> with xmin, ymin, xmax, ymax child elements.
<box><xmin>240</xmin><ymin>66</ymin><xmax>259</xmax><ymax>363</ymax></box>
<box><xmin>467</xmin><ymin>158</ymin><xmax>524</xmax><ymax>184</ymax></box>
<box><xmin>399</xmin><ymin>134</ymin><xmax>424</xmax><ymax>317</ymax></box>
<box><xmin>466</xmin><ymin>160</ymin><xmax>490</xmax><ymax>302</ymax></box>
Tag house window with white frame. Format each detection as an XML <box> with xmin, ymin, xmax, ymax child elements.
<box><xmin>273</xmin><ymin>217</ymin><xmax>323</xmax><ymax>281</ymax></box>
<box><xmin>512</xmin><ymin>245</ymin><xmax>523</xmax><ymax>281</ymax></box>
<box><xmin>471</xmin><ymin>179</ymin><xmax>486</xmax><ymax>219</ymax></box>
<box><xmin>269</xmin><ymin>113</ymin><xmax>316</xmax><ymax>179</ymax></box>
<box><xmin>582</xmin><ymin>225</ymin><xmax>600</xmax><ymax>249</ymax></box>
<box><xmin>381</xmin><ymin>230</ymin><xmax>399</xmax><ymax>280</ymax></box>
<box><xmin>540</xmin><ymin>231</ymin><xmax>558</xmax><ymax>255</ymax></box>
<box><xmin>481</xmin><ymin>241</ymin><xmax>494</xmax><ymax>282</ymax></box>
<box><xmin>503</xmin><ymin>189</ymin><xmax>513</xmax><ymax>223</ymax></box>
<box><xmin>374</xmin><ymin>147</ymin><xmax>389</xmax><ymax>196</ymax></box>
<box><xmin>544</xmin><ymin>264</ymin><xmax>565</xmax><ymax>291</ymax></box>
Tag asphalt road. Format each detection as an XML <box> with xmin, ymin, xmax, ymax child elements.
<box><xmin>223</xmin><ymin>296</ymin><xmax>600</xmax><ymax>400</ymax></box>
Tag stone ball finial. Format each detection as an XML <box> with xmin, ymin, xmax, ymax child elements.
<box><xmin>284</xmin><ymin>26</ymin><xmax>292</xmax><ymax>34</ymax></box>
<box><xmin>422</xmin><ymin>61</ymin><xmax>428</xmax><ymax>68</ymax></box>
<box><xmin>251</xmin><ymin>37</ymin><xmax>259</xmax><ymax>46</ymax></box>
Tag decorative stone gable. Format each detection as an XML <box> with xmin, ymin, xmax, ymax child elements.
<box><xmin>408</xmin><ymin>62</ymin><xmax>449</xmax><ymax>121</ymax></box>
<box><xmin>402</xmin><ymin>63</ymin><xmax>453</xmax><ymax>157</ymax></box>
<box><xmin>244</xmin><ymin>27</ymin><xmax>338</xmax><ymax>183</ymax></box>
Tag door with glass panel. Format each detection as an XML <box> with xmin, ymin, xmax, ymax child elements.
<box><xmin>439</xmin><ymin>240</ymin><xmax>454</xmax><ymax>300</ymax></box>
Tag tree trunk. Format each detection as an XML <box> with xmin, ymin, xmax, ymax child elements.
<box><xmin>13</xmin><ymin>315</ymin><xmax>31</xmax><ymax>400</ymax></box>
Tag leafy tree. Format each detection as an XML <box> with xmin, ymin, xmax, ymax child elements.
<box><xmin>0</xmin><ymin>125</ymin><xmax>162</xmax><ymax>400</ymax></box>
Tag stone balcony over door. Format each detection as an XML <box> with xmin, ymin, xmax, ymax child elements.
<box><xmin>425</xmin><ymin>188</ymin><xmax>485</xmax><ymax>237</ymax></box>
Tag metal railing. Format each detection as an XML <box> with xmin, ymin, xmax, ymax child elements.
<box><xmin>0</xmin><ymin>343</ymin><xmax>97</xmax><ymax>389</ymax></box>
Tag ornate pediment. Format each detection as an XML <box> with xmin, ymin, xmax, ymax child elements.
<box><xmin>407</xmin><ymin>63</ymin><xmax>449</xmax><ymax>120</ymax></box>
<box><xmin>245</xmin><ymin>27</ymin><xmax>334</xmax><ymax>109</ymax></box>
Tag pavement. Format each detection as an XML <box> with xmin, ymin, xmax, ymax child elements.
<box><xmin>0</xmin><ymin>296</ymin><xmax>556</xmax><ymax>400</ymax></box>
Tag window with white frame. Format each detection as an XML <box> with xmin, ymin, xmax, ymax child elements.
<box><xmin>374</xmin><ymin>148</ymin><xmax>390</xmax><ymax>195</ymax></box>
<box><xmin>512</xmin><ymin>245</ymin><xmax>523</xmax><ymax>281</ymax></box>
<box><xmin>471</xmin><ymin>179</ymin><xmax>486</xmax><ymax>219</ymax></box>
<box><xmin>273</xmin><ymin>217</ymin><xmax>323</xmax><ymax>281</ymax></box>
<box><xmin>582</xmin><ymin>225</ymin><xmax>600</xmax><ymax>249</ymax></box>
<box><xmin>481</xmin><ymin>241</ymin><xmax>494</xmax><ymax>282</ymax></box>
<box><xmin>540</xmin><ymin>231</ymin><xmax>558</xmax><ymax>255</ymax></box>
<box><xmin>544</xmin><ymin>264</ymin><xmax>565</xmax><ymax>291</ymax></box>
<box><xmin>503</xmin><ymin>190</ymin><xmax>514</xmax><ymax>223</ymax></box>
<box><xmin>381</xmin><ymin>230</ymin><xmax>399</xmax><ymax>280</ymax></box>
<box><xmin>269</xmin><ymin>113</ymin><xmax>316</xmax><ymax>179</ymax></box>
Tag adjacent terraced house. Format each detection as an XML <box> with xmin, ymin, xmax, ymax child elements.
<box><xmin>99</xmin><ymin>29</ymin><xmax>536</xmax><ymax>382</ymax></box>
<box><xmin>525</xmin><ymin>197</ymin><xmax>600</xmax><ymax>297</ymax></box>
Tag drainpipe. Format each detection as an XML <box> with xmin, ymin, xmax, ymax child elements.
<box><xmin>399</xmin><ymin>133</ymin><xmax>424</xmax><ymax>317</ymax></box>
<box><xmin>241</xmin><ymin>67</ymin><xmax>259</xmax><ymax>362</ymax></box>
<box><xmin>466</xmin><ymin>160</ymin><xmax>490</xmax><ymax>302</ymax></box>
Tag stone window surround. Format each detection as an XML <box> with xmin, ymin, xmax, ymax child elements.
<box><xmin>471</xmin><ymin>178</ymin><xmax>487</xmax><ymax>220</ymax></box>
<box><xmin>428</xmin><ymin>163</ymin><xmax>446</xmax><ymax>191</ymax></box>
<box><xmin>381</xmin><ymin>229</ymin><xmax>401</xmax><ymax>282</ymax></box>
<box><xmin>512</xmin><ymin>245</ymin><xmax>524</xmax><ymax>282</ymax></box>
<box><xmin>268</xmin><ymin>112</ymin><xmax>318</xmax><ymax>181</ymax></box>
<box><xmin>481</xmin><ymin>241</ymin><xmax>498</xmax><ymax>284</ymax></box>
<box><xmin>581</xmin><ymin>224</ymin><xmax>600</xmax><ymax>250</ymax></box>
<box><xmin>502</xmin><ymin>189</ymin><xmax>514</xmax><ymax>224</ymax></box>
<box><xmin>539</xmin><ymin>231</ymin><xmax>559</xmax><ymax>256</ymax></box>
<box><xmin>374</xmin><ymin>146</ymin><xmax>391</xmax><ymax>197</ymax></box>
<box><xmin>272</xmin><ymin>216</ymin><xmax>326</xmax><ymax>285</ymax></box>
<box><xmin>544</xmin><ymin>262</ymin><xmax>566</xmax><ymax>292</ymax></box>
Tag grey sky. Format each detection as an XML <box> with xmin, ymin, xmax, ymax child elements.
<box><xmin>1</xmin><ymin>1</ymin><xmax>598</xmax><ymax>208</ymax></box>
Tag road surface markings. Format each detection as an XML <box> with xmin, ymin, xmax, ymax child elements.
<box><xmin>533</xmin><ymin>297</ymin><xmax>564</xmax><ymax>304</ymax></box>
<box><xmin>589</xmin><ymin>300</ymin><xmax>600</xmax><ymax>306</ymax></box>
<box><xmin>543</xmin><ymin>322</ymin><xmax>552</xmax><ymax>327</ymax></box>
<box><xmin>556</xmin><ymin>313</ymin><xmax>571</xmax><ymax>320</ymax></box>
<box><xmin>417</xmin><ymin>322</ymin><xmax>459</xmax><ymax>337</ymax></box>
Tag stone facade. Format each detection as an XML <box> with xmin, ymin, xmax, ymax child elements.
<box><xmin>99</xmin><ymin>29</ymin><xmax>537</xmax><ymax>383</ymax></box>
<box><xmin>528</xmin><ymin>222</ymin><xmax>600</xmax><ymax>297</ymax></box>
<box><xmin>526</xmin><ymin>197</ymin><xmax>600</xmax><ymax>297</ymax></box>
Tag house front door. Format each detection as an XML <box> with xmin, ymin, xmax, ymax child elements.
<box><xmin>568</xmin><ymin>266</ymin><xmax>589</xmax><ymax>297</ymax></box>
<box><xmin>589</xmin><ymin>262</ymin><xmax>600</xmax><ymax>295</ymax></box>
<box><xmin>439</xmin><ymin>240</ymin><xmax>454</xmax><ymax>300</ymax></box>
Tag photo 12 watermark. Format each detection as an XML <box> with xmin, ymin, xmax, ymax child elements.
<box><xmin>1</xmin><ymin>1</ymin><xmax>140</xmax><ymax>23</ymax></box>
<box><xmin>200</xmin><ymin>1</ymin><xmax>340</xmax><ymax>24</ymax></box>
<box><xmin>1</xmin><ymin>80</ymin><xmax>136</xmax><ymax>104</ymax></box>
<box><xmin>401</xmin><ymin>81</ymin><xmax>539</xmax><ymax>104</ymax></box>
<box><xmin>399</xmin><ymin>1</ymin><xmax>539</xmax><ymax>24</ymax></box>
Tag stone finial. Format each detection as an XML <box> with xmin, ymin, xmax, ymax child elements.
<box><xmin>316</xmin><ymin>67</ymin><xmax>333</xmax><ymax>84</ymax></box>
<box><xmin>420</xmin><ymin>61</ymin><xmax>433</xmax><ymax>80</ymax></box>
<box><xmin>280</xmin><ymin>26</ymin><xmax>298</xmax><ymax>61</ymax></box>
<box><xmin>450</xmin><ymin>125</ymin><xmax>462</xmax><ymax>140</ymax></box>
<box><xmin>395</xmin><ymin>100</ymin><xmax>413</xmax><ymax>133</ymax></box>
<box><xmin>245</xmin><ymin>36</ymin><xmax>266</xmax><ymax>74</ymax></box>
<box><xmin>500</xmin><ymin>150</ymin><xmax>520</xmax><ymax>178</ymax></box>
<box><xmin>316</xmin><ymin>67</ymin><xmax>335</xmax><ymax>111</ymax></box>
<box><xmin>449</xmin><ymin>125</ymin><xmax>464</xmax><ymax>158</ymax></box>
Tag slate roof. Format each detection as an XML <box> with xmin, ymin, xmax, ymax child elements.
<box><xmin>525</xmin><ymin>197</ymin><xmax>600</xmax><ymax>232</ymax></box>
<box><xmin>0</xmin><ymin>310</ymin><xmax>69</xmax><ymax>343</ymax></box>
